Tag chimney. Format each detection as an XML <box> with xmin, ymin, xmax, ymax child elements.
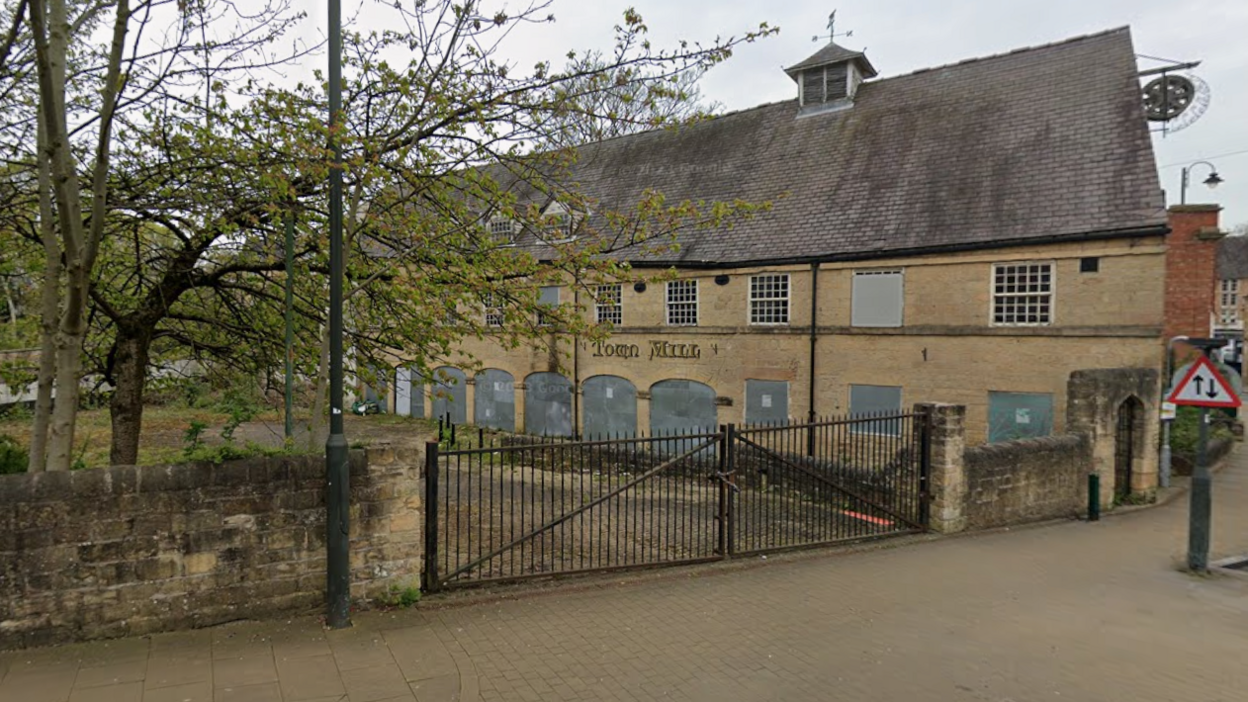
<box><xmin>1164</xmin><ymin>204</ymin><xmax>1224</xmax><ymax>344</ymax></box>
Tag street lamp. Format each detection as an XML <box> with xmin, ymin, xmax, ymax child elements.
<box><xmin>1180</xmin><ymin>161</ymin><xmax>1224</xmax><ymax>205</ymax></box>
<box><xmin>326</xmin><ymin>0</ymin><xmax>351</xmax><ymax>629</ymax></box>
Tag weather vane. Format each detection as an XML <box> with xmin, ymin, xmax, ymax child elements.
<box><xmin>813</xmin><ymin>10</ymin><xmax>854</xmax><ymax>43</ymax></box>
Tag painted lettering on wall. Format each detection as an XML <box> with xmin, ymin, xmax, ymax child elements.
<box><xmin>589</xmin><ymin>340</ymin><xmax>707</xmax><ymax>361</ymax></box>
<box><xmin>591</xmin><ymin>341</ymin><xmax>642</xmax><ymax>359</ymax></box>
<box><xmin>648</xmin><ymin>340</ymin><xmax>701</xmax><ymax>361</ymax></box>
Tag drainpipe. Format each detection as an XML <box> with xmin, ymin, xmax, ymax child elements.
<box><xmin>573</xmin><ymin>287</ymin><xmax>581</xmax><ymax>439</ymax></box>
<box><xmin>808</xmin><ymin>262</ymin><xmax>820</xmax><ymax>456</ymax></box>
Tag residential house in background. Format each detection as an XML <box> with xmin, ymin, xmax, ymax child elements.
<box><xmin>1215</xmin><ymin>234</ymin><xmax>1248</xmax><ymax>371</ymax></box>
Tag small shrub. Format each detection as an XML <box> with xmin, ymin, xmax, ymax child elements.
<box><xmin>383</xmin><ymin>584</ymin><xmax>421</xmax><ymax>608</ymax></box>
<box><xmin>218</xmin><ymin>385</ymin><xmax>261</xmax><ymax>443</ymax></box>
<box><xmin>1171</xmin><ymin>406</ymin><xmax>1234</xmax><ymax>457</ymax></box>
<box><xmin>0</xmin><ymin>434</ymin><xmax>28</xmax><ymax>474</ymax></box>
<box><xmin>183</xmin><ymin>420</ymin><xmax>209</xmax><ymax>457</ymax></box>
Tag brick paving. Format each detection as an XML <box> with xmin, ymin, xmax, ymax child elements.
<box><xmin>5</xmin><ymin>450</ymin><xmax>1248</xmax><ymax>701</ymax></box>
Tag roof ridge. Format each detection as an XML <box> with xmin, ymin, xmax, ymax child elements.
<box><xmin>877</xmin><ymin>26</ymin><xmax>1131</xmax><ymax>82</ymax></box>
<box><xmin>574</xmin><ymin>98</ymin><xmax>794</xmax><ymax>149</ymax></box>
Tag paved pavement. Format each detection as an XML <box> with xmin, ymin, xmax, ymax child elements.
<box><xmin>5</xmin><ymin>453</ymin><xmax>1248</xmax><ymax>702</ymax></box>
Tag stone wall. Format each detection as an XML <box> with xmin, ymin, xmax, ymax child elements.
<box><xmin>1067</xmin><ymin>368</ymin><xmax>1160</xmax><ymax>505</ymax></box>
<box><xmin>0</xmin><ymin>446</ymin><xmax>422</xmax><ymax>649</ymax></box>
<box><xmin>963</xmin><ymin>434</ymin><xmax>1090</xmax><ymax>530</ymax></box>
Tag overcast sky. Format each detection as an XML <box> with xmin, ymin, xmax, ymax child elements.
<box><xmin>310</xmin><ymin>0</ymin><xmax>1248</xmax><ymax>228</ymax></box>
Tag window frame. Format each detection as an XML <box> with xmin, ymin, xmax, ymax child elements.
<box><xmin>537</xmin><ymin>286</ymin><xmax>560</xmax><ymax>327</ymax></box>
<box><xmin>1219</xmin><ymin>279</ymin><xmax>1241</xmax><ymax>326</ymax></box>
<box><xmin>595</xmin><ymin>283</ymin><xmax>623</xmax><ymax>326</ymax></box>
<box><xmin>482</xmin><ymin>292</ymin><xmax>503</xmax><ymax>328</ymax></box>
<box><xmin>847</xmin><ymin>384</ymin><xmax>903</xmax><ymax>437</ymax></box>
<box><xmin>665</xmin><ymin>279</ymin><xmax>699</xmax><ymax>327</ymax></box>
<box><xmin>851</xmin><ymin>269</ymin><xmax>905</xmax><ymax>328</ymax></box>
<box><xmin>488</xmin><ymin>216</ymin><xmax>517</xmax><ymax>242</ymax></box>
<box><xmin>748</xmin><ymin>273</ymin><xmax>791</xmax><ymax>326</ymax></box>
<box><xmin>539</xmin><ymin>202</ymin><xmax>580</xmax><ymax>245</ymax></box>
<box><xmin>990</xmin><ymin>261</ymin><xmax>1055</xmax><ymax>327</ymax></box>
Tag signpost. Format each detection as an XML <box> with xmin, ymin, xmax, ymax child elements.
<box><xmin>1166</xmin><ymin>346</ymin><xmax>1242</xmax><ymax>572</ymax></box>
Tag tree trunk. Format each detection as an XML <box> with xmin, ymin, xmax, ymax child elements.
<box><xmin>108</xmin><ymin>328</ymin><xmax>151</xmax><ymax>465</ymax></box>
<box><xmin>45</xmin><ymin>324</ymin><xmax>83</xmax><ymax>471</ymax></box>
<box><xmin>28</xmin><ymin>112</ymin><xmax>60</xmax><ymax>473</ymax></box>
<box><xmin>30</xmin><ymin>0</ymin><xmax>130</xmax><ymax>470</ymax></box>
<box><xmin>2</xmin><ymin>280</ymin><xmax>15</xmax><ymax>326</ymax></box>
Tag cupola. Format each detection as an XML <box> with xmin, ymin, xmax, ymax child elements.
<box><xmin>785</xmin><ymin>14</ymin><xmax>877</xmax><ymax>116</ymax></box>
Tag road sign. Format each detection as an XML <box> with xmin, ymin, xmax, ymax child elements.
<box><xmin>1161</xmin><ymin>401</ymin><xmax>1177</xmax><ymax>420</ymax></box>
<box><xmin>1167</xmin><ymin>355</ymin><xmax>1243</xmax><ymax>408</ymax></box>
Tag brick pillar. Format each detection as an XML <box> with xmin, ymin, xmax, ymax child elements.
<box><xmin>916</xmin><ymin>403</ymin><xmax>967</xmax><ymax>534</ymax></box>
<box><xmin>1164</xmin><ymin>205</ymin><xmax>1224</xmax><ymax>343</ymax></box>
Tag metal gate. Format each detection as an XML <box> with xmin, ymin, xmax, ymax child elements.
<box><xmin>423</xmin><ymin>412</ymin><xmax>930</xmax><ymax>592</ymax></box>
<box><xmin>1114</xmin><ymin>399</ymin><xmax>1138</xmax><ymax>499</ymax></box>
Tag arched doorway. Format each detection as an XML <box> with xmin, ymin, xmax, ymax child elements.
<box><xmin>582</xmin><ymin>375</ymin><xmax>637</xmax><ymax>439</ymax></box>
<box><xmin>524</xmin><ymin>372</ymin><xmax>573</xmax><ymax>437</ymax></box>
<box><xmin>474</xmin><ymin>369</ymin><xmax>515</xmax><ymax>432</ymax></box>
<box><xmin>393</xmin><ymin>367</ymin><xmax>424</xmax><ymax>418</ymax></box>
<box><xmin>431</xmin><ymin>367</ymin><xmax>467</xmax><ymax>425</ymax></box>
<box><xmin>1114</xmin><ymin>396</ymin><xmax>1144</xmax><ymax>500</ymax></box>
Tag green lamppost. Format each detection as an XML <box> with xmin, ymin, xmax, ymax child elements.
<box><xmin>326</xmin><ymin>0</ymin><xmax>351</xmax><ymax>629</ymax></box>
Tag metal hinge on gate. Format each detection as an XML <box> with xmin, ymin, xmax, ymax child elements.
<box><xmin>708</xmin><ymin>472</ymin><xmax>740</xmax><ymax>493</ymax></box>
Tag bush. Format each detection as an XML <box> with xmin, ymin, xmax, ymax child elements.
<box><xmin>0</xmin><ymin>434</ymin><xmax>28</xmax><ymax>474</ymax></box>
<box><xmin>1170</xmin><ymin>406</ymin><xmax>1234</xmax><ymax>457</ymax></box>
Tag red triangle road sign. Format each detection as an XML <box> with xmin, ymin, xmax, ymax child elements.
<box><xmin>1167</xmin><ymin>355</ymin><xmax>1242</xmax><ymax>408</ymax></box>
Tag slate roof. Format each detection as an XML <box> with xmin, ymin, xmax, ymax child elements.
<box><xmin>500</xmin><ymin>27</ymin><xmax>1167</xmax><ymax>267</ymax></box>
<box><xmin>1219</xmin><ymin>236</ymin><xmax>1248</xmax><ymax>280</ymax></box>
<box><xmin>784</xmin><ymin>41</ymin><xmax>878</xmax><ymax>79</ymax></box>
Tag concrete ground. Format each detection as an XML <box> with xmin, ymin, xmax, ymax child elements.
<box><xmin>5</xmin><ymin>454</ymin><xmax>1248</xmax><ymax>702</ymax></box>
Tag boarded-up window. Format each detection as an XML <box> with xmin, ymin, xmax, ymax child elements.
<box><xmin>474</xmin><ymin>369</ymin><xmax>515</xmax><ymax>432</ymax></box>
<box><xmin>988</xmin><ymin>392</ymin><xmax>1053</xmax><ymax>443</ymax></box>
<box><xmin>852</xmin><ymin>270</ymin><xmax>904</xmax><ymax>327</ymax></box>
<box><xmin>745</xmin><ymin>380</ymin><xmax>789</xmax><ymax>426</ymax></box>
<box><xmin>650</xmin><ymin>379</ymin><xmax>717</xmax><ymax>455</ymax></box>
<box><xmin>525</xmin><ymin>372</ymin><xmax>573</xmax><ymax>437</ymax></box>
<box><xmin>582</xmin><ymin>375</ymin><xmax>638</xmax><ymax>439</ymax></box>
<box><xmin>394</xmin><ymin>367</ymin><xmax>424</xmax><ymax>418</ymax></box>
<box><xmin>849</xmin><ymin>384</ymin><xmax>902</xmax><ymax>436</ymax></box>
<box><xmin>537</xmin><ymin>286</ymin><xmax>559</xmax><ymax>326</ymax></box>
<box><xmin>431</xmin><ymin>367</ymin><xmax>467</xmax><ymax>424</ymax></box>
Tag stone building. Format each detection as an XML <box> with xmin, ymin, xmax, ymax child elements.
<box><xmin>387</xmin><ymin>27</ymin><xmax>1190</xmax><ymax>491</ymax></box>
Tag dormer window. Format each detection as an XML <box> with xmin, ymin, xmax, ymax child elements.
<box><xmin>540</xmin><ymin>202</ymin><xmax>581</xmax><ymax>244</ymax></box>
<box><xmin>488</xmin><ymin>216</ymin><xmax>518</xmax><ymax>244</ymax></box>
